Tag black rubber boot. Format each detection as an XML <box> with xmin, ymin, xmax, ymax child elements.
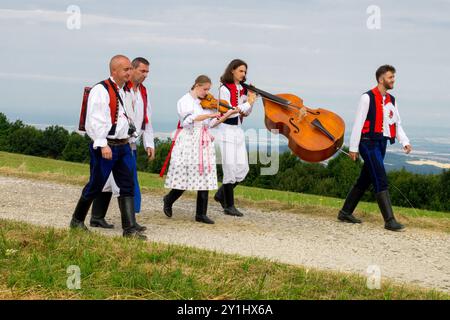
<box><xmin>90</xmin><ymin>192</ymin><xmax>114</xmax><ymax>229</ymax></box>
<box><xmin>338</xmin><ymin>185</ymin><xmax>365</xmax><ymax>224</ymax></box>
<box><xmin>214</xmin><ymin>182</ymin><xmax>240</xmax><ymax>209</ymax></box>
<box><xmin>214</xmin><ymin>184</ymin><xmax>226</xmax><ymax>209</ymax></box>
<box><xmin>223</xmin><ymin>183</ymin><xmax>243</xmax><ymax>217</ymax></box>
<box><xmin>70</xmin><ymin>196</ymin><xmax>94</xmax><ymax>231</ymax></box>
<box><xmin>163</xmin><ymin>189</ymin><xmax>184</xmax><ymax>218</ymax></box>
<box><xmin>135</xmin><ymin>222</ymin><xmax>147</xmax><ymax>232</ymax></box>
<box><xmin>118</xmin><ymin>196</ymin><xmax>147</xmax><ymax>240</ymax></box>
<box><xmin>195</xmin><ymin>191</ymin><xmax>214</xmax><ymax>224</ymax></box>
<box><xmin>376</xmin><ymin>190</ymin><xmax>405</xmax><ymax>231</ymax></box>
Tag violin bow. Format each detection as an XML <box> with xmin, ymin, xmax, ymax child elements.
<box><xmin>218</xmin><ymin>80</ymin><xmax>221</xmax><ymax>114</ymax></box>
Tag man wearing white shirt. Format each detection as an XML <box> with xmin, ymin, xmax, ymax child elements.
<box><xmin>89</xmin><ymin>57</ymin><xmax>155</xmax><ymax>231</ymax></box>
<box><xmin>338</xmin><ymin>65</ymin><xmax>412</xmax><ymax>231</ymax></box>
<box><xmin>70</xmin><ymin>55</ymin><xmax>146</xmax><ymax>239</ymax></box>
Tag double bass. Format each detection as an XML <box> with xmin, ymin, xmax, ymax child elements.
<box><xmin>242</xmin><ymin>83</ymin><xmax>345</xmax><ymax>162</ymax></box>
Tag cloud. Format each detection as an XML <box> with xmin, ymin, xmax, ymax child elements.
<box><xmin>227</xmin><ymin>22</ymin><xmax>291</xmax><ymax>30</ymax></box>
<box><xmin>105</xmin><ymin>33</ymin><xmax>221</xmax><ymax>46</ymax></box>
<box><xmin>0</xmin><ymin>8</ymin><xmax>166</xmax><ymax>27</ymax></box>
<box><xmin>0</xmin><ymin>72</ymin><xmax>88</xmax><ymax>83</ymax></box>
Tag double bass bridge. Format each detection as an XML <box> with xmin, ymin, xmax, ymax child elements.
<box><xmin>311</xmin><ymin>118</ymin><xmax>335</xmax><ymax>142</ymax></box>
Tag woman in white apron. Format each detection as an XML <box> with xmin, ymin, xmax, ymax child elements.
<box><xmin>163</xmin><ymin>75</ymin><xmax>240</xmax><ymax>224</ymax></box>
<box><xmin>213</xmin><ymin>59</ymin><xmax>257</xmax><ymax>217</ymax></box>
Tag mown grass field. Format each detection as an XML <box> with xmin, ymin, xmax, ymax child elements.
<box><xmin>0</xmin><ymin>219</ymin><xmax>448</xmax><ymax>300</ymax></box>
<box><xmin>0</xmin><ymin>151</ymin><xmax>449</xmax><ymax>233</ymax></box>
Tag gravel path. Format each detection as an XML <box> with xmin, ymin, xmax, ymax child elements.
<box><xmin>0</xmin><ymin>175</ymin><xmax>449</xmax><ymax>292</ymax></box>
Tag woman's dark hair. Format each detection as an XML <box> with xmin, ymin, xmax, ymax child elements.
<box><xmin>220</xmin><ymin>59</ymin><xmax>248</xmax><ymax>84</ymax></box>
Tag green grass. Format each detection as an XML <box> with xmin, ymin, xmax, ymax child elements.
<box><xmin>0</xmin><ymin>151</ymin><xmax>449</xmax><ymax>233</ymax></box>
<box><xmin>235</xmin><ymin>183</ymin><xmax>448</xmax><ymax>218</ymax></box>
<box><xmin>0</xmin><ymin>219</ymin><xmax>448</xmax><ymax>300</ymax></box>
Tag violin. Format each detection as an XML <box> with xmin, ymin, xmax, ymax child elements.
<box><xmin>200</xmin><ymin>93</ymin><xmax>234</xmax><ymax>114</ymax></box>
<box><xmin>242</xmin><ymin>83</ymin><xmax>345</xmax><ymax>162</ymax></box>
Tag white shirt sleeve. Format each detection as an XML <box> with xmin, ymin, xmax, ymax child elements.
<box><xmin>142</xmin><ymin>99</ymin><xmax>155</xmax><ymax>149</ymax></box>
<box><xmin>394</xmin><ymin>101</ymin><xmax>410</xmax><ymax>147</ymax></box>
<box><xmin>85</xmin><ymin>84</ymin><xmax>111</xmax><ymax>149</ymax></box>
<box><xmin>177</xmin><ymin>97</ymin><xmax>195</xmax><ymax>128</ymax></box>
<box><xmin>349</xmin><ymin>94</ymin><xmax>370</xmax><ymax>153</ymax></box>
<box><xmin>239</xmin><ymin>94</ymin><xmax>252</xmax><ymax>114</ymax></box>
<box><xmin>199</xmin><ymin>107</ymin><xmax>216</xmax><ymax>127</ymax></box>
<box><xmin>219</xmin><ymin>86</ymin><xmax>232</xmax><ymax>109</ymax></box>
<box><xmin>208</xmin><ymin>114</ymin><xmax>220</xmax><ymax>128</ymax></box>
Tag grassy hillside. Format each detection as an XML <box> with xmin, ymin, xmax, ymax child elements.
<box><xmin>0</xmin><ymin>219</ymin><xmax>447</xmax><ymax>300</ymax></box>
<box><xmin>0</xmin><ymin>151</ymin><xmax>448</xmax><ymax>233</ymax></box>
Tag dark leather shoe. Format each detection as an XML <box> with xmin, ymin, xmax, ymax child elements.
<box><xmin>195</xmin><ymin>215</ymin><xmax>215</xmax><ymax>224</ymax></box>
<box><xmin>338</xmin><ymin>210</ymin><xmax>362</xmax><ymax>223</ymax></box>
<box><xmin>135</xmin><ymin>222</ymin><xmax>147</xmax><ymax>232</ymax></box>
<box><xmin>90</xmin><ymin>218</ymin><xmax>114</xmax><ymax>229</ymax></box>
<box><xmin>123</xmin><ymin>230</ymin><xmax>147</xmax><ymax>240</ymax></box>
<box><xmin>70</xmin><ymin>217</ymin><xmax>89</xmax><ymax>231</ymax></box>
<box><xmin>224</xmin><ymin>206</ymin><xmax>244</xmax><ymax>217</ymax></box>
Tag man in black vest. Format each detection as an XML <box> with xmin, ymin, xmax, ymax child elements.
<box><xmin>338</xmin><ymin>65</ymin><xmax>412</xmax><ymax>231</ymax></box>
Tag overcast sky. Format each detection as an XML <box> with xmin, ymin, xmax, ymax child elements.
<box><xmin>1</xmin><ymin>0</ymin><xmax>449</xmax><ymax>135</ymax></box>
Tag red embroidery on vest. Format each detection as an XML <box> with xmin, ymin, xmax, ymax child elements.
<box><xmin>372</xmin><ymin>87</ymin><xmax>384</xmax><ymax>133</ymax></box>
<box><xmin>362</xmin><ymin>120</ymin><xmax>370</xmax><ymax>134</ymax></box>
<box><xmin>362</xmin><ymin>87</ymin><xmax>396</xmax><ymax>139</ymax></box>
<box><xmin>223</xmin><ymin>83</ymin><xmax>246</xmax><ymax>107</ymax></box>
<box><xmin>106</xmin><ymin>79</ymin><xmax>119</xmax><ymax>125</ymax></box>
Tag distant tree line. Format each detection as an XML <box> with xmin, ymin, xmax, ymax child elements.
<box><xmin>0</xmin><ymin>113</ymin><xmax>90</xmax><ymax>163</ymax></box>
<box><xmin>1</xmin><ymin>112</ymin><xmax>448</xmax><ymax>212</ymax></box>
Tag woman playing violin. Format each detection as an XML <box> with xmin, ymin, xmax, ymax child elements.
<box><xmin>163</xmin><ymin>75</ymin><xmax>238</xmax><ymax>224</ymax></box>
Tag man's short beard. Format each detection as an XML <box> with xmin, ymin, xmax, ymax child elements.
<box><xmin>383</xmin><ymin>82</ymin><xmax>394</xmax><ymax>90</ymax></box>
<box><xmin>133</xmin><ymin>77</ymin><xmax>143</xmax><ymax>85</ymax></box>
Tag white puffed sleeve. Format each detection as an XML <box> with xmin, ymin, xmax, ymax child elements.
<box><xmin>349</xmin><ymin>94</ymin><xmax>370</xmax><ymax>152</ymax></box>
<box><xmin>177</xmin><ymin>96</ymin><xmax>195</xmax><ymax>128</ymax></box>
<box><xmin>85</xmin><ymin>84</ymin><xmax>111</xmax><ymax>149</ymax></box>
<box><xmin>142</xmin><ymin>99</ymin><xmax>155</xmax><ymax>149</ymax></box>
<box><xmin>394</xmin><ymin>102</ymin><xmax>410</xmax><ymax>147</ymax></box>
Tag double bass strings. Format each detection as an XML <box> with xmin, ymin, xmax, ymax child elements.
<box><xmin>243</xmin><ymin>83</ymin><xmax>319</xmax><ymax>115</ymax></box>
